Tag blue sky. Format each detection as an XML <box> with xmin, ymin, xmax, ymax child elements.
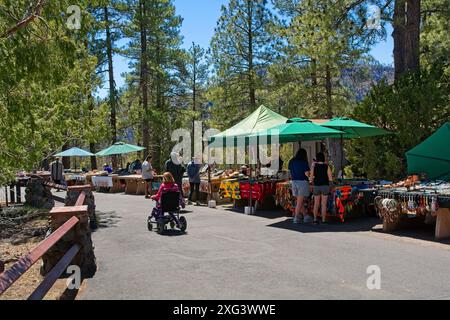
<box><xmin>98</xmin><ymin>0</ymin><xmax>393</xmax><ymax>97</ymax></box>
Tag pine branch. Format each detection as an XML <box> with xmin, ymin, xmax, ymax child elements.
<box><xmin>1</xmin><ymin>0</ymin><xmax>46</xmax><ymax>38</ymax></box>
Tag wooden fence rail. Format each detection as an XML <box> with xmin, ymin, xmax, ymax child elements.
<box><xmin>0</xmin><ymin>186</ymin><xmax>92</xmax><ymax>299</ymax></box>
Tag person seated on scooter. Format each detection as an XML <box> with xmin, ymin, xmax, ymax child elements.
<box><xmin>151</xmin><ymin>172</ymin><xmax>181</xmax><ymax>219</ymax></box>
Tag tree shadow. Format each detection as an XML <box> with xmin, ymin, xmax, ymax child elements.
<box><xmin>93</xmin><ymin>210</ymin><xmax>121</xmax><ymax>230</ymax></box>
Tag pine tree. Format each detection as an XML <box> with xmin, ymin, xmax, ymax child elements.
<box><xmin>273</xmin><ymin>0</ymin><xmax>384</xmax><ymax>118</ymax></box>
<box><xmin>122</xmin><ymin>0</ymin><xmax>183</xmax><ymax>169</ymax></box>
<box><xmin>0</xmin><ymin>0</ymin><xmax>102</xmax><ymax>181</ymax></box>
<box><xmin>210</xmin><ymin>0</ymin><xmax>277</xmax><ymax>112</ymax></box>
<box><xmin>88</xmin><ymin>0</ymin><xmax>126</xmax><ymax>168</ymax></box>
<box><xmin>182</xmin><ymin>42</ymin><xmax>209</xmax><ymax>152</ymax></box>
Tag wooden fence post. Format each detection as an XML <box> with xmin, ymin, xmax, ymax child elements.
<box><xmin>65</xmin><ymin>185</ymin><xmax>97</xmax><ymax>230</ymax></box>
<box><xmin>41</xmin><ymin>205</ymin><xmax>97</xmax><ymax>279</ymax></box>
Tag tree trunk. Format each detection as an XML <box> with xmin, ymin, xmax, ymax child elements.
<box><xmin>61</xmin><ymin>142</ymin><xmax>70</xmax><ymax>170</ymax></box>
<box><xmin>393</xmin><ymin>0</ymin><xmax>421</xmax><ymax>80</ymax></box>
<box><xmin>89</xmin><ymin>143</ymin><xmax>97</xmax><ymax>170</ymax></box>
<box><xmin>152</xmin><ymin>43</ymin><xmax>162</xmax><ymax>171</ymax></box>
<box><xmin>311</xmin><ymin>58</ymin><xmax>318</xmax><ymax>105</ymax></box>
<box><xmin>325</xmin><ymin>65</ymin><xmax>333</xmax><ymax>119</ymax></box>
<box><xmin>192</xmin><ymin>46</ymin><xmax>197</xmax><ymax>156</ymax></box>
<box><xmin>393</xmin><ymin>0</ymin><xmax>406</xmax><ymax>80</ymax></box>
<box><xmin>139</xmin><ymin>0</ymin><xmax>150</xmax><ymax>159</ymax></box>
<box><xmin>247</xmin><ymin>0</ymin><xmax>256</xmax><ymax>110</ymax></box>
<box><xmin>87</xmin><ymin>93</ymin><xmax>97</xmax><ymax>170</ymax></box>
<box><xmin>405</xmin><ymin>0</ymin><xmax>421</xmax><ymax>71</ymax></box>
<box><xmin>104</xmin><ymin>7</ymin><xmax>118</xmax><ymax>169</ymax></box>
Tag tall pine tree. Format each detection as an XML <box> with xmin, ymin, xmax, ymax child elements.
<box><xmin>210</xmin><ymin>0</ymin><xmax>277</xmax><ymax>120</ymax></box>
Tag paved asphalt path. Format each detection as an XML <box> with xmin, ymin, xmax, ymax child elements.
<box><xmin>79</xmin><ymin>192</ymin><xmax>450</xmax><ymax>300</ymax></box>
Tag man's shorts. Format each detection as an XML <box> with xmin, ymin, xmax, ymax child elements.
<box><xmin>292</xmin><ymin>180</ymin><xmax>310</xmax><ymax>197</ymax></box>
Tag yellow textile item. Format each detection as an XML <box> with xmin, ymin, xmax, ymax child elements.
<box><xmin>219</xmin><ymin>180</ymin><xmax>241</xmax><ymax>200</ymax></box>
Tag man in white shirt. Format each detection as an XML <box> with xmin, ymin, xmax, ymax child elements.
<box><xmin>142</xmin><ymin>155</ymin><xmax>154</xmax><ymax>199</ymax></box>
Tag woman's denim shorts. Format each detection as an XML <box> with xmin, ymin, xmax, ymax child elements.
<box><xmin>292</xmin><ymin>180</ymin><xmax>310</xmax><ymax>197</ymax></box>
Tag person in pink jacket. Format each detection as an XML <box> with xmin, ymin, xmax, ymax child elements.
<box><xmin>151</xmin><ymin>172</ymin><xmax>184</xmax><ymax>219</ymax></box>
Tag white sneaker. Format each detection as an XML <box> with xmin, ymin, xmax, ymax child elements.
<box><xmin>293</xmin><ymin>217</ymin><xmax>299</xmax><ymax>224</ymax></box>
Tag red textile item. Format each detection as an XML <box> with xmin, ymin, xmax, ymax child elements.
<box><xmin>239</xmin><ymin>181</ymin><xmax>277</xmax><ymax>202</ymax></box>
<box><xmin>151</xmin><ymin>182</ymin><xmax>180</xmax><ymax>202</ymax></box>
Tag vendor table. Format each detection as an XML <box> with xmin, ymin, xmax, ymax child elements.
<box><xmin>370</xmin><ymin>186</ymin><xmax>450</xmax><ymax>240</ymax></box>
<box><xmin>26</xmin><ymin>171</ymin><xmax>51</xmax><ymax>182</ymax></box>
<box><xmin>85</xmin><ymin>173</ymin><xmax>101</xmax><ymax>187</ymax></box>
<box><xmin>64</xmin><ymin>173</ymin><xmax>87</xmax><ymax>187</ymax></box>
<box><xmin>121</xmin><ymin>175</ymin><xmax>142</xmax><ymax>195</ymax></box>
<box><xmin>92</xmin><ymin>176</ymin><xmax>113</xmax><ymax>188</ymax></box>
<box><xmin>108</xmin><ymin>175</ymin><xmax>124</xmax><ymax>193</ymax></box>
<box><xmin>219</xmin><ymin>178</ymin><xmax>280</xmax><ymax>210</ymax></box>
<box><xmin>239</xmin><ymin>180</ymin><xmax>277</xmax><ymax>209</ymax></box>
<box><xmin>183</xmin><ymin>178</ymin><xmax>221</xmax><ymax>198</ymax></box>
<box><xmin>274</xmin><ymin>180</ymin><xmax>373</xmax><ymax>222</ymax></box>
<box><xmin>87</xmin><ymin>174</ymin><xmax>125</xmax><ymax>193</ymax></box>
<box><xmin>121</xmin><ymin>175</ymin><xmax>163</xmax><ymax>196</ymax></box>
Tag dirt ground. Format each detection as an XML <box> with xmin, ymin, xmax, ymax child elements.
<box><xmin>0</xmin><ymin>207</ymin><xmax>68</xmax><ymax>300</ymax></box>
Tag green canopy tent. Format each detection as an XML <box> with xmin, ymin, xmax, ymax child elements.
<box><xmin>55</xmin><ymin>147</ymin><xmax>94</xmax><ymax>172</ymax></box>
<box><xmin>406</xmin><ymin>123</ymin><xmax>450</xmax><ymax>181</ymax></box>
<box><xmin>248</xmin><ymin>118</ymin><xmax>345</xmax><ymax>144</ymax></box>
<box><xmin>208</xmin><ymin>105</ymin><xmax>288</xmax><ymax>147</ymax></box>
<box><xmin>96</xmin><ymin>142</ymin><xmax>146</xmax><ymax>169</ymax></box>
<box><xmin>207</xmin><ymin>105</ymin><xmax>287</xmax><ymax>209</ymax></box>
<box><xmin>321</xmin><ymin>117</ymin><xmax>392</xmax><ymax>177</ymax></box>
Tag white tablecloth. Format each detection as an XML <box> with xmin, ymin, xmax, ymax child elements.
<box><xmin>92</xmin><ymin>176</ymin><xmax>113</xmax><ymax>187</ymax></box>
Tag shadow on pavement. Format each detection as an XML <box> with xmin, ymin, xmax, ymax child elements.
<box><xmin>157</xmin><ymin>229</ymin><xmax>187</xmax><ymax>237</ymax></box>
<box><xmin>372</xmin><ymin>222</ymin><xmax>450</xmax><ymax>245</ymax></box>
<box><xmin>269</xmin><ymin>216</ymin><xmax>450</xmax><ymax>245</ymax></box>
<box><xmin>268</xmin><ymin>217</ymin><xmax>380</xmax><ymax>233</ymax></box>
<box><xmin>221</xmin><ymin>206</ymin><xmax>290</xmax><ymax>220</ymax></box>
<box><xmin>94</xmin><ymin>211</ymin><xmax>121</xmax><ymax>230</ymax></box>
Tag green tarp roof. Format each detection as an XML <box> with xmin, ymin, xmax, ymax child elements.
<box><xmin>406</xmin><ymin>123</ymin><xmax>450</xmax><ymax>181</ymax></box>
<box><xmin>208</xmin><ymin>105</ymin><xmax>287</xmax><ymax>146</ymax></box>
<box><xmin>248</xmin><ymin>118</ymin><xmax>345</xmax><ymax>144</ymax></box>
<box><xmin>321</xmin><ymin>117</ymin><xmax>392</xmax><ymax>139</ymax></box>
